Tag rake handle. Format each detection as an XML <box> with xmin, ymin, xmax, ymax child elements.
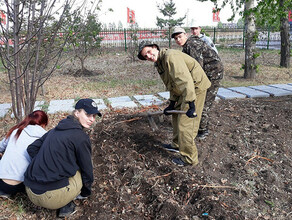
<box><xmin>147</xmin><ymin>110</ymin><xmax>186</xmax><ymax>116</ymax></box>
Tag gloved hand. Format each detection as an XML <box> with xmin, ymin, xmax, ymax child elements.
<box><xmin>163</xmin><ymin>100</ymin><xmax>176</xmax><ymax>115</ymax></box>
<box><xmin>186</xmin><ymin>101</ymin><xmax>197</xmax><ymax>118</ymax></box>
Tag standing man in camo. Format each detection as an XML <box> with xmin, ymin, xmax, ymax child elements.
<box><xmin>171</xmin><ymin>27</ymin><xmax>224</xmax><ymax>139</ymax></box>
<box><xmin>190</xmin><ymin>23</ymin><xmax>218</xmax><ymax>54</ymax></box>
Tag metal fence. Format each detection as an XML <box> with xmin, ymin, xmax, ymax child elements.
<box><xmin>98</xmin><ymin>27</ymin><xmax>292</xmax><ymax>51</ymax></box>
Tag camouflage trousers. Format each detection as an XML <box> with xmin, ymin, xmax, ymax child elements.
<box><xmin>199</xmin><ymin>79</ymin><xmax>221</xmax><ymax>132</ymax></box>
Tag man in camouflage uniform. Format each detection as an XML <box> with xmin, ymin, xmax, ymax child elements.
<box><xmin>190</xmin><ymin>23</ymin><xmax>218</xmax><ymax>54</ymax></box>
<box><xmin>137</xmin><ymin>40</ymin><xmax>211</xmax><ymax>167</ymax></box>
<box><xmin>172</xmin><ymin>27</ymin><xmax>224</xmax><ymax>139</ymax></box>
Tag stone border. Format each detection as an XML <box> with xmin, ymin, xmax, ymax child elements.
<box><xmin>1</xmin><ymin>83</ymin><xmax>291</xmax><ymax>118</ymax></box>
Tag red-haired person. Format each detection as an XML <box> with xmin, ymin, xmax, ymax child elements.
<box><xmin>0</xmin><ymin>110</ymin><xmax>48</xmax><ymax>197</ymax></box>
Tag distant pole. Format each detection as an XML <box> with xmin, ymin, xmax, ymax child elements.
<box><xmin>124</xmin><ymin>28</ymin><xmax>127</xmax><ymax>52</ymax></box>
<box><xmin>169</xmin><ymin>28</ymin><xmax>171</xmax><ymax>48</ymax></box>
<box><xmin>242</xmin><ymin>27</ymin><xmax>245</xmax><ymax>49</ymax></box>
<box><xmin>213</xmin><ymin>27</ymin><xmax>216</xmax><ymax>44</ymax></box>
<box><xmin>267</xmin><ymin>26</ymin><xmax>270</xmax><ymax>50</ymax></box>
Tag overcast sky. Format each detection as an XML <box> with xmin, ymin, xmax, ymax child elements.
<box><xmin>99</xmin><ymin>0</ymin><xmax>239</xmax><ymax>28</ymax></box>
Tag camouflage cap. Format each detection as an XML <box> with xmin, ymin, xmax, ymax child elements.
<box><xmin>171</xmin><ymin>27</ymin><xmax>186</xmax><ymax>38</ymax></box>
<box><xmin>137</xmin><ymin>40</ymin><xmax>159</xmax><ymax>60</ymax></box>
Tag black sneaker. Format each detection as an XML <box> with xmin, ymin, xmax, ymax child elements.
<box><xmin>197</xmin><ymin>129</ymin><xmax>209</xmax><ymax>140</ymax></box>
<box><xmin>162</xmin><ymin>144</ymin><xmax>179</xmax><ymax>153</ymax></box>
<box><xmin>172</xmin><ymin>157</ymin><xmax>190</xmax><ymax>167</ymax></box>
<box><xmin>58</xmin><ymin>201</ymin><xmax>76</xmax><ymax>218</ymax></box>
<box><xmin>0</xmin><ymin>190</ymin><xmax>11</xmax><ymax>199</ymax></box>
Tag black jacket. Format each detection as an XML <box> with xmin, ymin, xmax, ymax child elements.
<box><xmin>24</xmin><ymin>115</ymin><xmax>93</xmax><ymax>197</ymax></box>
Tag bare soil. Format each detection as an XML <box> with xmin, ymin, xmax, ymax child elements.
<box><xmin>1</xmin><ymin>95</ymin><xmax>291</xmax><ymax>219</ymax></box>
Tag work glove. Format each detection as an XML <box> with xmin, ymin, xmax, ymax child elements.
<box><xmin>186</xmin><ymin>101</ymin><xmax>197</xmax><ymax>118</ymax></box>
<box><xmin>163</xmin><ymin>100</ymin><xmax>176</xmax><ymax>115</ymax></box>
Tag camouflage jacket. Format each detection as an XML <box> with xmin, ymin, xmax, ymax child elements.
<box><xmin>199</xmin><ymin>33</ymin><xmax>218</xmax><ymax>54</ymax></box>
<box><xmin>182</xmin><ymin>35</ymin><xmax>224</xmax><ymax>80</ymax></box>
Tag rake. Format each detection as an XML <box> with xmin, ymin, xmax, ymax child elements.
<box><xmin>144</xmin><ymin>110</ymin><xmax>197</xmax><ymax>131</ymax></box>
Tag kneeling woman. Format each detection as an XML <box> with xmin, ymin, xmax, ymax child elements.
<box><xmin>0</xmin><ymin>110</ymin><xmax>48</xmax><ymax>197</ymax></box>
<box><xmin>24</xmin><ymin>99</ymin><xmax>102</xmax><ymax>218</ymax></box>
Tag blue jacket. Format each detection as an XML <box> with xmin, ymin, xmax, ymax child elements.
<box><xmin>24</xmin><ymin>115</ymin><xmax>93</xmax><ymax>197</ymax></box>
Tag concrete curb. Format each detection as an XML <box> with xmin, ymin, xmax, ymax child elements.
<box><xmin>0</xmin><ymin>83</ymin><xmax>291</xmax><ymax>117</ymax></box>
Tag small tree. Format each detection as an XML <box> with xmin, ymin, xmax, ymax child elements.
<box><xmin>0</xmin><ymin>0</ymin><xmax>77</xmax><ymax>121</ymax></box>
<box><xmin>237</xmin><ymin>18</ymin><xmax>245</xmax><ymax>28</ymax></box>
<box><xmin>109</xmin><ymin>22</ymin><xmax>116</xmax><ymax>29</ymax></box>
<box><xmin>217</xmin><ymin>21</ymin><xmax>224</xmax><ymax>28</ymax></box>
<box><xmin>156</xmin><ymin>0</ymin><xmax>186</xmax><ymax>48</ymax></box>
<box><xmin>118</xmin><ymin>21</ymin><xmax>123</xmax><ymax>29</ymax></box>
<box><xmin>127</xmin><ymin>23</ymin><xmax>139</xmax><ymax>62</ymax></box>
<box><xmin>66</xmin><ymin>4</ymin><xmax>103</xmax><ymax>76</ymax></box>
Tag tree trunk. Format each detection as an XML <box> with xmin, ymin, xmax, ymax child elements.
<box><xmin>0</xmin><ymin>0</ymin><xmax>72</xmax><ymax>121</ymax></box>
<box><xmin>168</xmin><ymin>27</ymin><xmax>171</xmax><ymax>48</ymax></box>
<box><xmin>13</xmin><ymin>0</ymin><xmax>23</xmax><ymax>121</ymax></box>
<box><xmin>279</xmin><ymin>0</ymin><xmax>290</xmax><ymax>68</ymax></box>
<box><xmin>244</xmin><ymin>0</ymin><xmax>257</xmax><ymax>79</ymax></box>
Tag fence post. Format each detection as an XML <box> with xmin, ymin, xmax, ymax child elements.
<box><xmin>168</xmin><ymin>28</ymin><xmax>171</xmax><ymax>48</ymax></box>
<box><xmin>267</xmin><ymin>27</ymin><xmax>270</xmax><ymax>50</ymax></box>
<box><xmin>213</xmin><ymin>27</ymin><xmax>216</xmax><ymax>44</ymax></box>
<box><xmin>124</xmin><ymin>28</ymin><xmax>127</xmax><ymax>52</ymax></box>
<box><xmin>242</xmin><ymin>28</ymin><xmax>245</xmax><ymax>49</ymax></box>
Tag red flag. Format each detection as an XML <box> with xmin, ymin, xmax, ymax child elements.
<box><xmin>127</xmin><ymin>7</ymin><xmax>135</xmax><ymax>24</ymax></box>
<box><xmin>212</xmin><ymin>8</ymin><xmax>220</xmax><ymax>22</ymax></box>
<box><xmin>289</xmin><ymin>10</ymin><xmax>292</xmax><ymax>23</ymax></box>
<box><xmin>0</xmin><ymin>10</ymin><xmax>6</xmax><ymax>25</ymax></box>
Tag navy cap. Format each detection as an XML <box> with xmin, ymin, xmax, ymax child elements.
<box><xmin>75</xmin><ymin>99</ymin><xmax>102</xmax><ymax>117</ymax></box>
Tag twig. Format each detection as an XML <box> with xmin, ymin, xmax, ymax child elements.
<box><xmin>135</xmin><ymin>105</ymin><xmax>160</xmax><ymax>113</ymax></box>
<box><xmin>151</xmin><ymin>179</ymin><xmax>160</xmax><ymax>188</ymax></box>
<box><xmin>113</xmin><ymin>117</ymin><xmax>142</xmax><ymax>125</ymax></box>
<box><xmin>245</xmin><ymin>155</ymin><xmax>274</xmax><ymax>165</ymax></box>
<box><xmin>197</xmin><ymin>184</ymin><xmax>238</xmax><ymax>189</ymax></box>
<box><xmin>149</xmin><ymin>172</ymin><xmax>172</xmax><ymax>180</ymax></box>
<box><xmin>184</xmin><ymin>191</ymin><xmax>192</xmax><ymax>205</ymax></box>
<box><xmin>221</xmin><ymin>202</ymin><xmax>229</xmax><ymax>208</ymax></box>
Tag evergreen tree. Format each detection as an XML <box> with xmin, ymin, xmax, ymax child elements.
<box><xmin>156</xmin><ymin>0</ymin><xmax>186</xmax><ymax>48</ymax></box>
<box><xmin>118</xmin><ymin>21</ymin><xmax>123</xmax><ymax>29</ymax></box>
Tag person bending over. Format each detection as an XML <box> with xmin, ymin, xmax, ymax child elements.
<box><xmin>138</xmin><ymin>41</ymin><xmax>210</xmax><ymax>167</ymax></box>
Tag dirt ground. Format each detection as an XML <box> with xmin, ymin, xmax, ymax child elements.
<box><xmin>1</xmin><ymin>95</ymin><xmax>291</xmax><ymax>219</ymax></box>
